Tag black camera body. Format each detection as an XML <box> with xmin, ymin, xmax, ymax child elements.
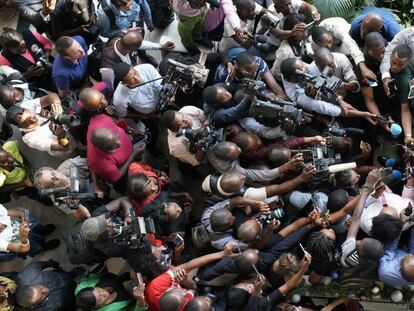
<box><xmin>249</xmin><ymin>97</ymin><xmax>309</xmax><ymax>129</ymax></box>
<box><xmin>37</xmin><ymin>108</ymin><xmax>81</xmax><ymax>126</ymax></box>
<box><xmin>111</xmin><ymin>208</ymin><xmax>155</xmax><ymax>249</ymax></box>
<box><xmin>176</xmin><ymin>126</ymin><xmax>225</xmax><ymax>153</ymax></box>
<box><xmin>158</xmin><ymin>58</ymin><xmax>209</xmax><ymax>112</ymax></box>
<box><xmin>296</xmin><ymin>67</ymin><xmax>342</xmax><ymax>100</ymax></box>
<box><xmin>38</xmin><ymin>166</ymin><xmax>95</xmax><ymax>209</ymax></box>
<box><xmin>36</xmin><ymin>56</ymin><xmax>53</xmax><ymax>72</ymax></box>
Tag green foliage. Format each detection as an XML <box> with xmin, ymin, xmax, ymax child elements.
<box><xmin>309</xmin><ymin>0</ymin><xmax>376</xmax><ymax>20</ymax></box>
<box><xmin>376</xmin><ymin>0</ymin><xmax>414</xmax><ymax>28</ymax></box>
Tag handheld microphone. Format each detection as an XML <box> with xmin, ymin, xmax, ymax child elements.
<box><xmin>391</xmin><ymin>123</ymin><xmax>402</xmax><ymax>136</ymax></box>
<box><xmin>385</xmin><ymin>157</ymin><xmax>396</xmax><ymax>167</ymax></box>
<box><xmin>379</xmin><ymin>168</ymin><xmax>403</xmax><ymax>185</ymax></box>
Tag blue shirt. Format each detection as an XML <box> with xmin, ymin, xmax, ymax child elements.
<box><xmin>97</xmin><ymin>0</ymin><xmax>153</xmax><ymax>38</ymax></box>
<box><xmin>214</xmin><ymin>56</ymin><xmax>269</xmax><ymax>84</ymax></box>
<box><xmin>379</xmin><ymin>227</ymin><xmax>414</xmax><ymax>287</ymax></box>
<box><xmin>349</xmin><ymin>7</ymin><xmax>400</xmax><ymax>46</ymax></box>
<box><xmin>52</xmin><ymin>35</ymin><xmax>89</xmax><ymax>92</ymax></box>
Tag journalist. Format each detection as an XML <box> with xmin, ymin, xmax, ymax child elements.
<box><xmin>6</xmin><ymin>105</ymin><xmax>77</xmax><ymax>159</ymax></box>
<box><xmin>161</xmin><ymin>106</ymin><xmax>208</xmax><ymax>168</ymax></box>
<box><xmin>32</xmin><ymin>157</ymin><xmax>108</xmax><ymax>219</ymax></box>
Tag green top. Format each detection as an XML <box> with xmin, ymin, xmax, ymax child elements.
<box><xmin>0</xmin><ymin>141</ymin><xmax>26</xmax><ymax>187</ymax></box>
<box><xmin>75</xmin><ymin>275</ymin><xmax>148</xmax><ymax>311</ymax></box>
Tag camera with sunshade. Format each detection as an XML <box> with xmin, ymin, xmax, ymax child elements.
<box><xmin>176</xmin><ymin>125</ymin><xmax>225</xmax><ymax>153</ymax></box>
<box><xmin>295</xmin><ymin>67</ymin><xmax>342</xmax><ymax>100</ymax></box>
<box><xmin>110</xmin><ymin>207</ymin><xmax>155</xmax><ymax>249</ymax></box>
<box><xmin>158</xmin><ymin>58</ymin><xmax>209</xmax><ymax>112</ymax></box>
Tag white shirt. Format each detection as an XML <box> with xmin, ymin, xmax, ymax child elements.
<box><xmin>21</xmin><ymin>116</ymin><xmax>76</xmax><ymax>159</ymax></box>
<box><xmin>219</xmin><ymin>3</ymin><xmax>262</xmax><ymax>53</ymax></box>
<box><xmin>0</xmin><ymin>204</ymin><xmax>20</xmax><ymax>252</ymax></box>
<box><xmin>265</xmin><ymin>0</ymin><xmax>303</xmax><ymax>47</ymax></box>
<box><xmin>113</xmin><ymin>64</ymin><xmax>162</xmax><ymax>116</ymax></box>
<box><xmin>360</xmin><ymin>190</ymin><xmax>414</xmax><ymax>235</ymax></box>
<box><xmin>167</xmin><ymin>106</ymin><xmax>207</xmax><ymax>166</ymax></box>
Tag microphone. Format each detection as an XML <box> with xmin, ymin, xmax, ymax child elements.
<box><xmin>327</xmin><ymin>162</ymin><xmax>357</xmax><ymax>173</ymax></box>
<box><xmin>391</xmin><ymin>123</ymin><xmax>402</xmax><ymax>136</ymax></box>
<box><xmin>385</xmin><ymin>157</ymin><xmax>396</xmax><ymax>167</ymax></box>
<box><xmin>379</xmin><ymin>168</ymin><xmax>403</xmax><ymax>185</ymax></box>
<box><xmin>328</xmin><ymin>126</ymin><xmax>364</xmax><ymax>136</ymax></box>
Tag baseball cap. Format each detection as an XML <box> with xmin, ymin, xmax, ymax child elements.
<box><xmin>81</xmin><ymin>214</ymin><xmax>108</xmax><ymax>241</ymax></box>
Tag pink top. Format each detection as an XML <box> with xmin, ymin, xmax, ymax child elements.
<box><xmin>87</xmin><ymin>114</ymin><xmax>133</xmax><ymax>183</ymax></box>
<box><xmin>0</xmin><ymin>30</ymin><xmax>52</xmax><ymax>67</ymax></box>
<box><xmin>203</xmin><ymin>0</ymin><xmax>241</xmax><ymax>32</ymax></box>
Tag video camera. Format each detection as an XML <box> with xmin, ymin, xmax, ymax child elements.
<box><xmin>292</xmin><ymin>145</ymin><xmax>356</xmax><ymax>186</ymax></box>
<box><xmin>38</xmin><ymin>166</ymin><xmax>95</xmax><ymax>209</ymax></box>
<box><xmin>176</xmin><ymin>125</ymin><xmax>225</xmax><ymax>153</ymax></box>
<box><xmin>158</xmin><ymin>58</ymin><xmax>209</xmax><ymax>112</ymax></box>
<box><xmin>37</xmin><ymin>108</ymin><xmax>81</xmax><ymax>127</ymax></box>
<box><xmin>249</xmin><ymin>97</ymin><xmax>311</xmax><ymax>128</ymax></box>
<box><xmin>111</xmin><ymin>207</ymin><xmax>155</xmax><ymax>249</ymax></box>
<box><xmin>295</xmin><ymin>67</ymin><xmax>342</xmax><ymax>100</ymax></box>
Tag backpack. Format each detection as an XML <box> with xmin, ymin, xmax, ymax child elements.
<box><xmin>63</xmin><ymin>222</ymin><xmax>108</xmax><ymax>265</ymax></box>
<box><xmin>146</xmin><ymin>0</ymin><xmax>174</xmax><ymax>29</ymax></box>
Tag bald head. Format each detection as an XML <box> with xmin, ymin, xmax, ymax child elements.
<box><xmin>314</xmin><ymin>47</ymin><xmax>333</xmax><ymax>66</ymax></box>
<box><xmin>90</xmin><ymin>128</ymin><xmax>120</xmax><ymax>152</ymax></box>
<box><xmin>238</xmin><ymin>219</ymin><xmax>260</xmax><ymax>242</ymax></box>
<box><xmin>210</xmin><ymin>208</ymin><xmax>234</xmax><ymax>232</ymax></box>
<box><xmin>268</xmin><ymin>146</ymin><xmax>291</xmax><ymax>166</ymax></box>
<box><xmin>213</xmin><ymin>142</ymin><xmax>242</xmax><ymax>161</ymax></box>
<box><xmin>401</xmin><ymin>254</ymin><xmax>414</xmax><ymax>282</ymax></box>
<box><xmin>234</xmin><ymin>132</ymin><xmax>262</xmax><ymax>152</ymax></box>
<box><xmin>361</xmin><ymin>13</ymin><xmax>383</xmax><ymax>39</ymax></box>
<box><xmin>121</xmin><ymin>30</ymin><xmax>143</xmax><ymax>51</ymax></box>
<box><xmin>221</xmin><ymin>172</ymin><xmax>246</xmax><ymax>193</ymax></box>
<box><xmin>79</xmin><ymin>88</ymin><xmax>106</xmax><ymax>110</ymax></box>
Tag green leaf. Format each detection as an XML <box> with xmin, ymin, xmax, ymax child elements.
<box><xmin>310</xmin><ymin>0</ymin><xmax>356</xmax><ymax>19</ymax></box>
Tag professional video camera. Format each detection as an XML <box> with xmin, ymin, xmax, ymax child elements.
<box><xmin>241</xmin><ymin>78</ymin><xmax>266</xmax><ymax>94</ymax></box>
<box><xmin>157</xmin><ymin>58</ymin><xmax>209</xmax><ymax>112</ymax></box>
<box><xmin>292</xmin><ymin>145</ymin><xmax>356</xmax><ymax>186</ymax></box>
<box><xmin>111</xmin><ymin>207</ymin><xmax>155</xmax><ymax>249</ymax></box>
<box><xmin>249</xmin><ymin>97</ymin><xmax>311</xmax><ymax>128</ymax></box>
<box><xmin>176</xmin><ymin>125</ymin><xmax>225</xmax><ymax>153</ymax></box>
<box><xmin>38</xmin><ymin>166</ymin><xmax>95</xmax><ymax>209</ymax></box>
<box><xmin>295</xmin><ymin>67</ymin><xmax>342</xmax><ymax>100</ymax></box>
<box><xmin>36</xmin><ymin>108</ymin><xmax>81</xmax><ymax>126</ymax></box>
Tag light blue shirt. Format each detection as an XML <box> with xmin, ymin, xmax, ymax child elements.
<box><xmin>97</xmin><ymin>0</ymin><xmax>152</xmax><ymax>38</ymax></box>
<box><xmin>379</xmin><ymin>227</ymin><xmax>414</xmax><ymax>287</ymax></box>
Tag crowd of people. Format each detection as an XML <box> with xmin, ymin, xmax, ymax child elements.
<box><xmin>0</xmin><ymin>0</ymin><xmax>414</xmax><ymax>309</ymax></box>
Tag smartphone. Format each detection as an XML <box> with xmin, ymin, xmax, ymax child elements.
<box><xmin>166</xmin><ymin>233</ymin><xmax>184</xmax><ymax>249</ymax></box>
<box><xmin>23</xmin><ymin>209</ymin><xmax>29</xmax><ymax>223</ymax></box>
<box><xmin>136</xmin><ymin>272</ymin><xmax>143</xmax><ymax>285</ymax></box>
<box><xmin>367</xmin><ymin>79</ymin><xmax>378</xmax><ymax>87</ymax></box>
<box><xmin>388</xmin><ymin>79</ymin><xmax>396</xmax><ymax>97</ymax></box>
<box><xmin>305</xmin><ymin>20</ymin><xmax>316</xmax><ymax>30</ymax></box>
<box><xmin>297</xmin><ymin>243</ymin><xmax>306</xmax><ymax>260</ymax></box>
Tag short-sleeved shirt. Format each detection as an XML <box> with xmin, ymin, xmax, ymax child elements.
<box><xmin>52</xmin><ymin>35</ymin><xmax>89</xmax><ymax>91</ymax></box>
<box><xmin>113</xmin><ymin>64</ymin><xmax>162</xmax><ymax>116</ymax></box>
<box><xmin>0</xmin><ymin>141</ymin><xmax>26</xmax><ymax>187</ymax></box>
<box><xmin>0</xmin><ymin>204</ymin><xmax>20</xmax><ymax>252</ymax></box>
<box><xmin>214</xmin><ymin>56</ymin><xmax>269</xmax><ymax>84</ymax></box>
<box><xmin>394</xmin><ymin>65</ymin><xmax>414</xmax><ymax>104</ymax></box>
<box><xmin>145</xmin><ymin>270</ymin><xmax>194</xmax><ymax>311</ymax></box>
<box><xmin>87</xmin><ymin>114</ymin><xmax>133</xmax><ymax>183</ymax></box>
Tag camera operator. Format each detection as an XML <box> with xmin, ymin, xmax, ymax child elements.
<box><xmin>100</xmin><ymin>30</ymin><xmax>174</xmax><ymax>89</ymax></box>
<box><xmin>6</xmin><ymin>105</ymin><xmax>77</xmax><ymax>159</ymax></box>
<box><xmin>161</xmin><ymin>106</ymin><xmax>208</xmax><ymax>168</ymax></box>
<box><xmin>281</xmin><ymin>57</ymin><xmax>375</xmax><ymax>120</ymax></box>
<box><xmin>215</xmin><ymin>51</ymin><xmax>287</xmax><ymax>100</ymax></box>
<box><xmin>0</xmin><ymin>28</ymin><xmax>54</xmax><ymax>91</ymax></box>
<box><xmin>32</xmin><ymin>157</ymin><xmax>107</xmax><ymax>219</ymax></box>
<box><xmin>80</xmin><ymin>197</ymin><xmax>152</xmax><ymax>260</ymax></box>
